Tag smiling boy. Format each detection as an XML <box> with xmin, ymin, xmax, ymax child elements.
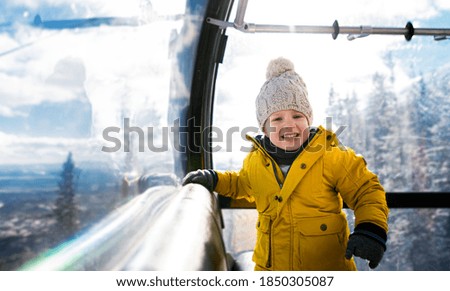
<box><xmin>183</xmin><ymin>57</ymin><xmax>389</xmax><ymax>271</ymax></box>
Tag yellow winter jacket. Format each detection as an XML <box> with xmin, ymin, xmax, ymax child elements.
<box><xmin>215</xmin><ymin>126</ymin><xmax>389</xmax><ymax>271</ymax></box>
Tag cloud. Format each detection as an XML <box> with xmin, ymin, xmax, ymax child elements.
<box><xmin>3</xmin><ymin>0</ymin><xmax>185</xmax><ymax>20</ymax></box>
<box><xmin>0</xmin><ymin>1</ymin><xmax>194</xmax><ymax>165</ymax></box>
<box><xmin>0</xmin><ymin>130</ymin><xmax>126</xmax><ymax>165</ymax></box>
<box><xmin>436</xmin><ymin>0</ymin><xmax>450</xmax><ymax>9</ymax></box>
<box><xmin>245</xmin><ymin>0</ymin><xmax>441</xmax><ymax>24</ymax></box>
<box><xmin>47</xmin><ymin>57</ymin><xmax>86</xmax><ymax>87</ymax></box>
<box><xmin>0</xmin><ymin>71</ymin><xmax>80</xmax><ymax>107</ymax></box>
<box><xmin>0</xmin><ymin>105</ymin><xmax>26</xmax><ymax>117</ymax></box>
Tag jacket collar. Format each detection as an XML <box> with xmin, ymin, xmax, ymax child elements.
<box><xmin>246</xmin><ymin>126</ymin><xmax>321</xmax><ymax>159</ymax></box>
<box><xmin>247</xmin><ymin>126</ymin><xmax>339</xmax><ymax>216</ymax></box>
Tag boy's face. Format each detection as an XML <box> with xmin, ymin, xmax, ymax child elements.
<box><xmin>264</xmin><ymin>109</ymin><xmax>310</xmax><ymax>151</ymax></box>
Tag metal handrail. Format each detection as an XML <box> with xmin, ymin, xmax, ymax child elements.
<box><xmin>20</xmin><ymin>184</ymin><xmax>228</xmax><ymax>271</ymax></box>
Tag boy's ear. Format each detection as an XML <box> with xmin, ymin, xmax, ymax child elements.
<box><xmin>261</xmin><ymin>120</ymin><xmax>267</xmax><ymax>135</ymax></box>
<box><xmin>262</xmin><ymin>120</ymin><xmax>272</xmax><ymax>136</ymax></box>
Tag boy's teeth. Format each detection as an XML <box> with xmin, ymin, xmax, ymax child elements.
<box><xmin>283</xmin><ymin>133</ymin><xmax>297</xmax><ymax>138</ymax></box>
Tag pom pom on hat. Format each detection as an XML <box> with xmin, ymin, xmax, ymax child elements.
<box><xmin>256</xmin><ymin>57</ymin><xmax>313</xmax><ymax>129</ymax></box>
<box><xmin>266</xmin><ymin>57</ymin><xmax>295</xmax><ymax>80</ymax></box>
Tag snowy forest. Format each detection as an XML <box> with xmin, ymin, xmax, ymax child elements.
<box><xmin>325</xmin><ymin>57</ymin><xmax>450</xmax><ymax>270</ymax></box>
<box><xmin>0</xmin><ymin>153</ymin><xmax>122</xmax><ymax>270</ymax></box>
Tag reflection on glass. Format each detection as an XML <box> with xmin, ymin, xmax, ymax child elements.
<box><xmin>0</xmin><ymin>0</ymin><xmax>198</xmax><ymax>270</ymax></box>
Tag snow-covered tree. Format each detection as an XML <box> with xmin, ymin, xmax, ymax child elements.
<box><xmin>406</xmin><ymin>76</ymin><xmax>436</xmax><ymax>191</ymax></box>
<box><xmin>326</xmin><ymin>87</ymin><xmax>365</xmax><ymax>151</ymax></box>
<box><xmin>364</xmin><ymin>72</ymin><xmax>403</xmax><ymax>190</ymax></box>
<box><xmin>428</xmin><ymin>67</ymin><xmax>450</xmax><ymax>191</ymax></box>
<box><xmin>395</xmin><ymin>65</ymin><xmax>450</xmax><ymax>270</ymax></box>
<box><xmin>54</xmin><ymin>152</ymin><xmax>79</xmax><ymax>238</ymax></box>
<box><xmin>341</xmin><ymin>92</ymin><xmax>365</xmax><ymax>151</ymax></box>
<box><xmin>325</xmin><ymin>51</ymin><xmax>450</xmax><ymax>271</ymax></box>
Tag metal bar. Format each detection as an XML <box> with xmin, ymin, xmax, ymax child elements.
<box><xmin>207</xmin><ymin>8</ymin><xmax>450</xmax><ymax>40</ymax></box>
<box><xmin>245</xmin><ymin>23</ymin><xmax>450</xmax><ymax>36</ymax></box>
<box><xmin>247</xmin><ymin>23</ymin><xmax>334</xmax><ymax>33</ymax></box>
<box><xmin>234</xmin><ymin>0</ymin><xmax>248</xmax><ymax>28</ymax></box>
<box><xmin>414</xmin><ymin>28</ymin><xmax>450</xmax><ymax>36</ymax></box>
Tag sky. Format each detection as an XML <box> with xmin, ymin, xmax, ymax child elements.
<box><xmin>0</xmin><ymin>0</ymin><xmax>187</xmax><ymax>166</ymax></box>
<box><xmin>0</xmin><ymin>0</ymin><xmax>449</xmax><ymax>168</ymax></box>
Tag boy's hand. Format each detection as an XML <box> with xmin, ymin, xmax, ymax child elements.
<box><xmin>182</xmin><ymin>169</ymin><xmax>217</xmax><ymax>192</ymax></box>
<box><xmin>345</xmin><ymin>233</ymin><xmax>385</xmax><ymax>269</ymax></box>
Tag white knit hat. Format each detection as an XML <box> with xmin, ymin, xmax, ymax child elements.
<box><xmin>256</xmin><ymin>57</ymin><xmax>313</xmax><ymax>129</ymax></box>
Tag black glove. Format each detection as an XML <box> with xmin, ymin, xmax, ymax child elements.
<box><xmin>182</xmin><ymin>169</ymin><xmax>217</xmax><ymax>192</ymax></box>
<box><xmin>345</xmin><ymin>223</ymin><xmax>387</xmax><ymax>269</ymax></box>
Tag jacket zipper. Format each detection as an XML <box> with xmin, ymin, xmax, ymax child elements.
<box><xmin>246</xmin><ymin>131</ymin><xmax>324</xmax><ymax>269</ymax></box>
<box><xmin>247</xmin><ymin>136</ymin><xmax>285</xmax><ymax>269</ymax></box>
<box><xmin>267</xmin><ymin>161</ymin><xmax>282</xmax><ymax>269</ymax></box>
<box><xmin>271</xmin><ymin>162</ymin><xmax>283</xmax><ymax>189</ymax></box>
<box><xmin>266</xmin><ymin>219</ymin><xmax>273</xmax><ymax>269</ymax></box>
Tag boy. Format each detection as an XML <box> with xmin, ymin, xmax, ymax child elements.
<box><xmin>183</xmin><ymin>57</ymin><xmax>389</xmax><ymax>271</ymax></box>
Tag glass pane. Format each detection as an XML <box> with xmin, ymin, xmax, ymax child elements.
<box><xmin>214</xmin><ymin>0</ymin><xmax>450</xmax><ymax>270</ymax></box>
<box><xmin>0</xmin><ymin>0</ymin><xmax>201</xmax><ymax>270</ymax></box>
